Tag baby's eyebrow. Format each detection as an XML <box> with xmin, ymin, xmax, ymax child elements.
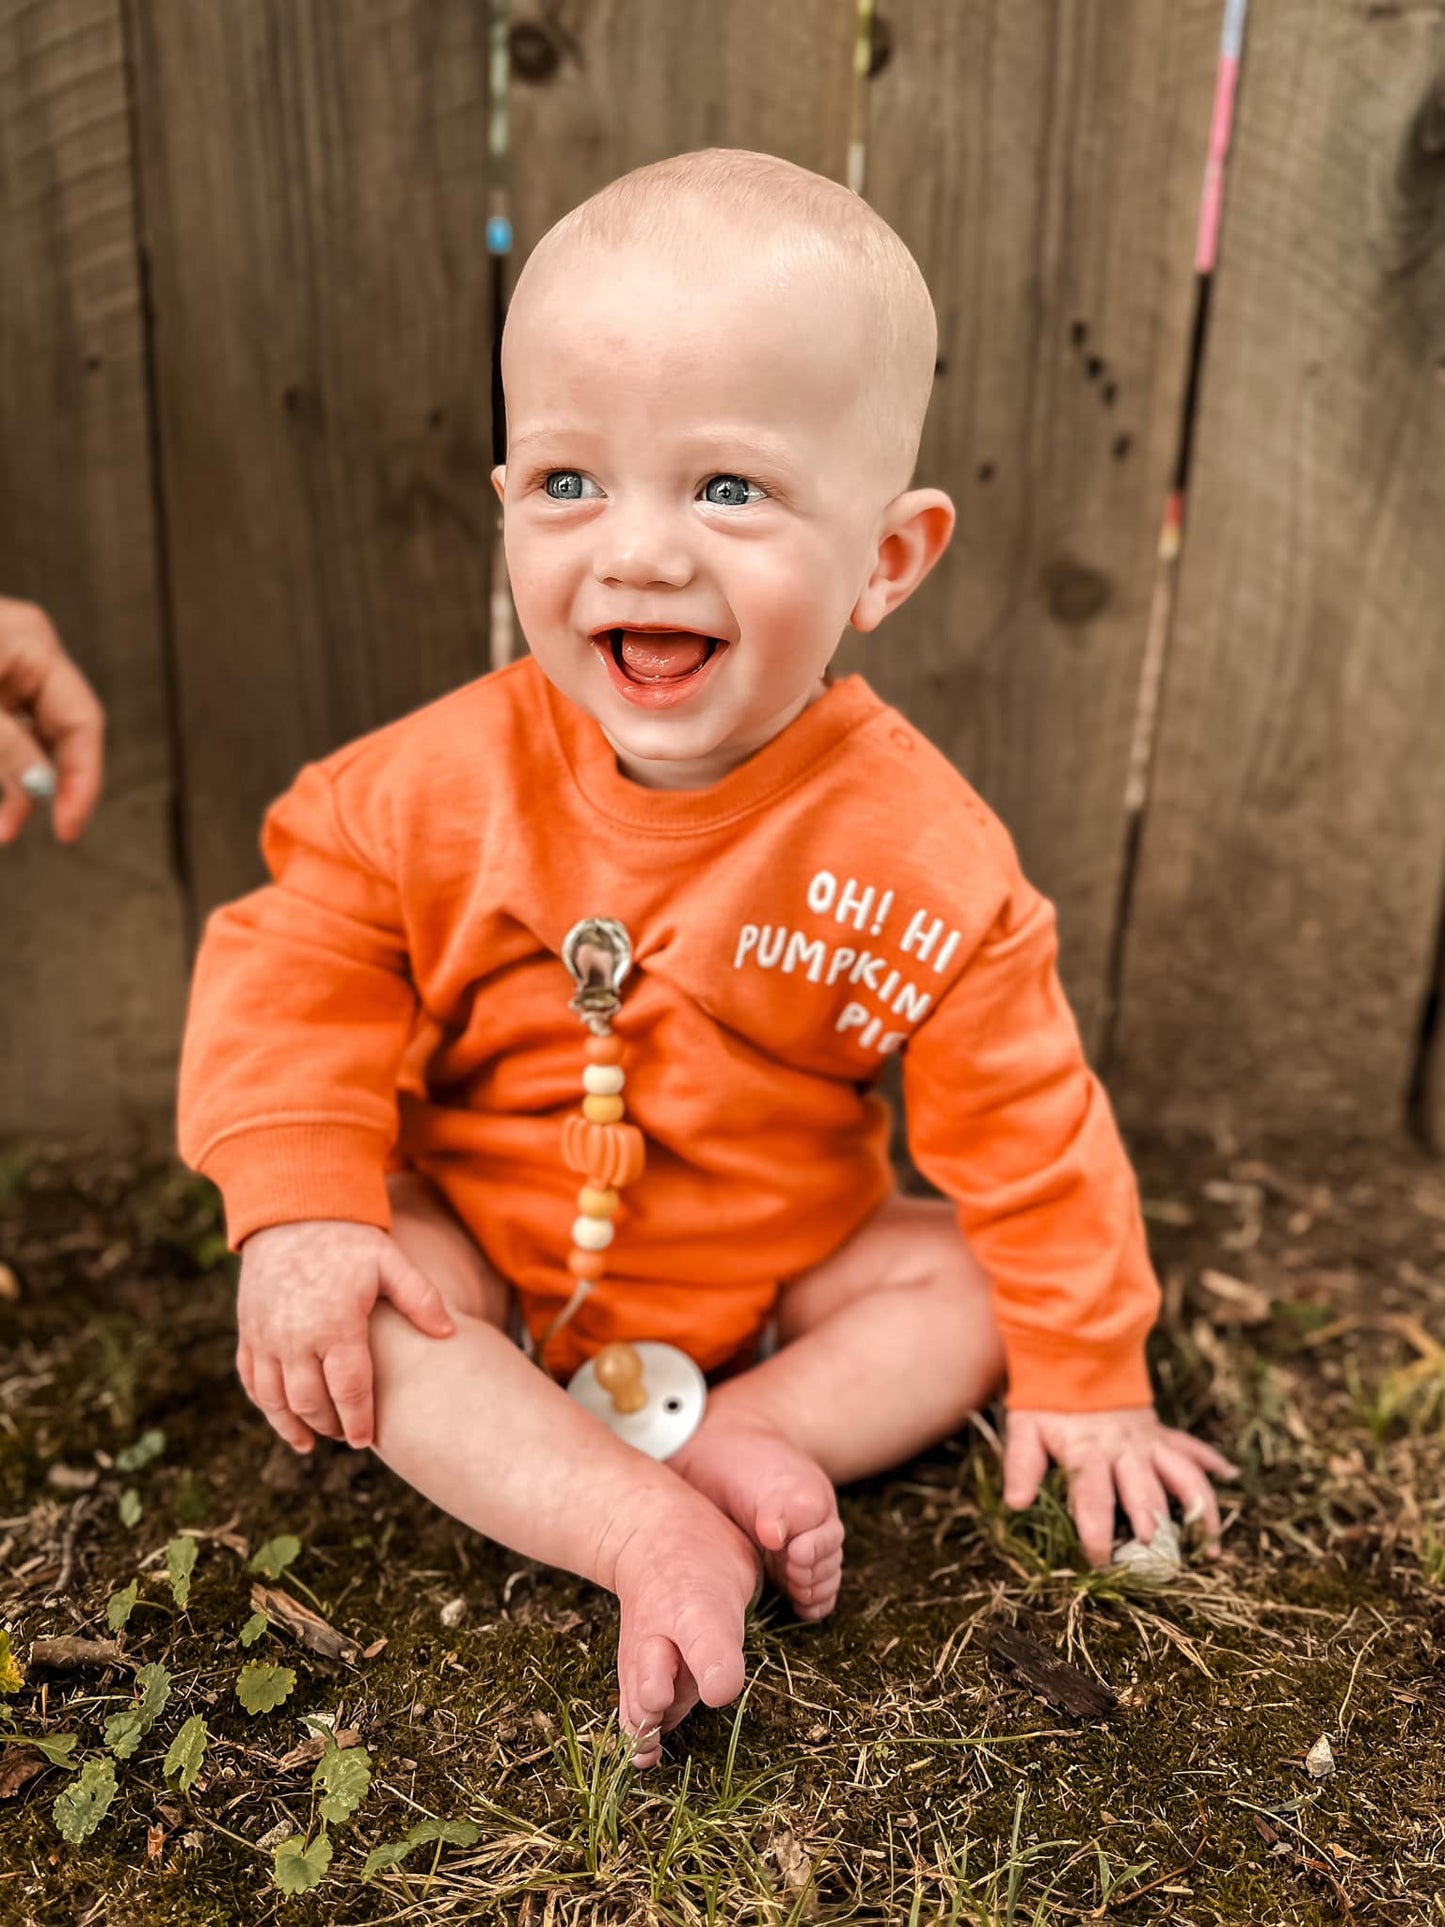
<box><xmin>508</xmin><ymin>424</ymin><xmax>800</xmax><ymax>472</ymax></box>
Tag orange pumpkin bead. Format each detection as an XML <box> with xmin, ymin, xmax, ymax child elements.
<box><xmin>585</xmin><ymin>1034</ymin><xmax>624</xmax><ymax>1065</ymax></box>
<box><xmin>562</xmin><ymin>1115</ymin><xmax>646</xmax><ymax>1189</ymax></box>
<box><xmin>567</xmin><ymin>1247</ymin><xmax>608</xmax><ymax>1280</ymax></box>
<box><xmin>582</xmin><ymin>1093</ymin><xmax>625</xmax><ymax>1125</ymax></box>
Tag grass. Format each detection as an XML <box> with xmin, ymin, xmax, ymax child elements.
<box><xmin>3</xmin><ymin>1131</ymin><xmax>1445</xmax><ymax>1923</ymax></box>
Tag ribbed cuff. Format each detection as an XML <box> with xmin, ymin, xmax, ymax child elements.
<box><xmin>1002</xmin><ymin>1330</ymin><xmax>1155</xmax><ymax>1413</ymax></box>
<box><xmin>201</xmin><ymin>1122</ymin><xmax>394</xmax><ymax>1248</ymax></box>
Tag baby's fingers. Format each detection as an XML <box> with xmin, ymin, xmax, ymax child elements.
<box><xmin>1113</xmin><ymin>1453</ymin><xmax>1171</xmax><ymax>1550</ymax></box>
<box><xmin>377</xmin><ymin>1245</ymin><xmax>456</xmax><ymax>1340</ymax></box>
<box><xmin>323</xmin><ymin>1339</ymin><xmax>375</xmax><ymax>1450</ymax></box>
<box><xmin>1067</xmin><ymin>1460</ymin><xmax>1117</xmax><ymax>1568</ymax></box>
<box><xmin>283</xmin><ymin>1358</ymin><xmax>344</xmax><ymax>1442</ymax></box>
<box><xmin>251</xmin><ymin>1355</ymin><xmax>316</xmax><ymax>1454</ymax></box>
<box><xmin>1170</xmin><ymin>1431</ymin><xmax>1240</xmax><ymax>1482</ymax></box>
<box><xmin>1002</xmin><ymin>1415</ymin><xmax>1049</xmax><ymax>1511</ymax></box>
<box><xmin>1154</xmin><ymin>1445</ymin><xmax>1224</xmax><ymax>1548</ymax></box>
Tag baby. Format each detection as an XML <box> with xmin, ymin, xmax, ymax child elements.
<box><xmin>177</xmin><ymin>149</ymin><xmax>1236</xmax><ymax>1765</ymax></box>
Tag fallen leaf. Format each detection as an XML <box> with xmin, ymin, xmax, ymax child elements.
<box><xmin>0</xmin><ymin>1748</ymin><xmax>47</xmax><ymax>1800</ymax></box>
<box><xmin>250</xmin><ymin>1584</ymin><xmax>361</xmax><ymax>1666</ymax></box>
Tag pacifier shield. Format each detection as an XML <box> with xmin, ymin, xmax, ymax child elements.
<box><xmin>567</xmin><ymin>1341</ymin><xmax>707</xmax><ymax>1460</ymax></box>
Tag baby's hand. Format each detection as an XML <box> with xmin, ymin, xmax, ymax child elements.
<box><xmin>237</xmin><ymin>1220</ymin><xmax>455</xmax><ymax>1453</ymax></box>
<box><xmin>1002</xmin><ymin>1405</ymin><xmax>1238</xmax><ymax>1568</ymax></box>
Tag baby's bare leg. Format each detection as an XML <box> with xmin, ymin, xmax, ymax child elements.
<box><xmin>672</xmin><ymin>1196</ymin><xmax>1004</xmax><ymax>1617</ymax></box>
<box><xmin>369</xmin><ymin>1174</ymin><xmax>759</xmax><ymax>1764</ymax></box>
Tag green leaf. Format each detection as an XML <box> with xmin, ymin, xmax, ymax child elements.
<box><xmin>118</xmin><ymin>1488</ymin><xmax>142</xmax><ymax>1529</ymax></box>
<box><xmin>106</xmin><ymin>1580</ymin><xmax>140</xmax><ymax>1632</ymax></box>
<box><xmin>236</xmin><ymin>1661</ymin><xmax>296</xmax><ymax>1716</ymax></box>
<box><xmin>103</xmin><ymin>1709</ymin><xmax>145</xmax><ymax>1760</ymax></box>
<box><xmin>53</xmin><ymin>1758</ymin><xmax>117</xmax><ymax>1842</ymax></box>
<box><xmin>166</xmin><ymin>1536</ymin><xmax>198</xmax><ymax>1607</ymax></box>
<box><xmin>248</xmin><ymin>1534</ymin><xmax>301</xmax><ymax>1581</ymax></box>
<box><xmin>1</xmin><ymin>1730</ymin><xmax>78</xmax><ymax>1767</ymax></box>
<box><xmin>239</xmin><ymin>1611</ymin><xmax>268</xmax><ymax>1648</ymax></box>
<box><xmin>104</xmin><ymin>1662</ymin><xmax>171</xmax><ymax>1758</ymax></box>
<box><xmin>361</xmin><ymin>1816</ymin><xmax>480</xmax><ymax>1880</ymax></box>
<box><xmin>0</xmin><ymin>1630</ymin><xmax>22</xmax><ymax>1695</ymax></box>
<box><xmin>313</xmin><ymin>1741</ymin><xmax>371</xmax><ymax>1825</ymax></box>
<box><xmin>272</xmin><ymin>1829</ymin><xmax>332</xmax><ymax>1895</ymax></box>
<box><xmin>163</xmin><ymin>1714</ymin><xmax>209</xmax><ymax>1794</ymax></box>
<box><xmin>115</xmin><ymin>1428</ymin><xmax>166</xmax><ymax>1473</ymax></box>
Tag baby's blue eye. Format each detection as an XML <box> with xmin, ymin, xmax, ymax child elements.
<box><xmin>544</xmin><ymin>471</ymin><xmax>599</xmax><ymax>500</ymax></box>
<box><xmin>702</xmin><ymin>474</ymin><xmax>763</xmax><ymax>507</ymax></box>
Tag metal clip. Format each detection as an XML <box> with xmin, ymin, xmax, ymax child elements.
<box><xmin>561</xmin><ymin>917</ymin><xmax>633</xmax><ymax>1034</ymax></box>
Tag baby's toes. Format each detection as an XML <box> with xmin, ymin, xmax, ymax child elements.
<box><xmin>789</xmin><ymin>1548</ymin><xmax>843</xmax><ymax>1616</ymax></box>
<box><xmin>788</xmin><ymin>1516</ymin><xmax>845</xmax><ymax>1573</ymax></box>
<box><xmin>754</xmin><ymin>1468</ymin><xmax>837</xmax><ymax>1555</ymax></box>
<box><xmin>619</xmin><ymin>1633</ymin><xmax>681</xmax><ymax>1766</ymax></box>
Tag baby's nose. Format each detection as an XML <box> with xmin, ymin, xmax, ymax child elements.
<box><xmin>593</xmin><ymin>501</ymin><xmax>694</xmax><ymax>590</ymax></box>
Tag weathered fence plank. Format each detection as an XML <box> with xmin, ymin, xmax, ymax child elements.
<box><xmin>127</xmin><ymin>0</ymin><xmax>498</xmax><ymax>915</ymax></box>
<box><xmin>504</xmin><ymin>0</ymin><xmax>857</xmax><ymax>259</ymax></box>
<box><xmin>0</xmin><ymin>0</ymin><xmax>189</xmax><ymax>1135</ymax></box>
<box><xmin>834</xmin><ymin>0</ymin><xmax>1226</xmax><ymax>1053</ymax></box>
<box><xmin>1113</xmin><ymin>1</ymin><xmax>1445</xmax><ymax>1138</ymax></box>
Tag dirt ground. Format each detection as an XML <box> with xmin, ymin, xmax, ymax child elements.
<box><xmin>3</xmin><ymin>1128</ymin><xmax>1445</xmax><ymax>1925</ymax></box>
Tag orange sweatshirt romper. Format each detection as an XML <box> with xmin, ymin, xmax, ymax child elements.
<box><xmin>177</xmin><ymin>659</ymin><xmax>1160</xmax><ymax>1408</ymax></box>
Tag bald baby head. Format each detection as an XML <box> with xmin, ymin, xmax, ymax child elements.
<box><xmin>506</xmin><ymin>148</ymin><xmax>939</xmax><ymax>498</ymax></box>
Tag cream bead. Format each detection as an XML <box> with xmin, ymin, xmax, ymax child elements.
<box><xmin>572</xmin><ymin>1214</ymin><xmax>615</xmax><ymax>1252</ymax></box>
<box><xmin>582</xmin><ymin>1064</ymin><xmax>626</xmax><ymax>1096</ymax></box>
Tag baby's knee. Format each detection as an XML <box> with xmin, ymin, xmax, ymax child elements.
<box><xmin>885</xmin><ymin>1201</ymin><xmax>992</xmax><ymax>1301</ymax></box>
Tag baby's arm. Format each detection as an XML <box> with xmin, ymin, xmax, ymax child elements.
<box><xmin>901</xmin><ymin>853</ymin><xmax>1237</xmax><ymax>1563</ymax></box>
<box><xmin>238</xmin><ymin>1220</ymin><xmax>455</xmax><ymax>1452</ymax></box>
<box><xmin>1001</xmin><ymin>1406</ymin><xmax>1238</xmax><ymax>1566</ymax></box>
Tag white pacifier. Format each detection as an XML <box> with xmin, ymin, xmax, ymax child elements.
<box><xmin>568</xmin><ymin>1340</ymin><xmax>707</xmax><ymax>1460</ymax></box>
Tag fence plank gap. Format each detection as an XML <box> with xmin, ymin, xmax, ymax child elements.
<box><xmin>1113</xmin><ymin>0</ymin><xmax>1445</xmax><ymax>1141</ymax></box>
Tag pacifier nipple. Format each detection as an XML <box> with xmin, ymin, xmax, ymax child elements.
<box><xmin>594</xmin><ymin>1341</ymin><xmax>648</xmax><ymax>1415</ymax></box>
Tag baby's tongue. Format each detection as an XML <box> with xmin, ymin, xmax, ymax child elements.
<box><xmin>616</xmin><ymin>630</ymin><xmax>711</xmax><ymax>681</ymax></box>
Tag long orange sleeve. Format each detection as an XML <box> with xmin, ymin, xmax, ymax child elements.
<box><xmin>178</xmin><ymin>656</ymin><xmax>1159</xmax><ymax>1409</ymax></box>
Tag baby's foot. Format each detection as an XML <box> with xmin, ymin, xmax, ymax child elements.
<box><xmin>672</xmin><ymin>1415</ymin><xmax>845</xmax><ymax>1621</ymax></box>
<box><xmin>606</xmin><ymin>1489</ymin><xmax>760</xmax><ymax>1769</ymax></box>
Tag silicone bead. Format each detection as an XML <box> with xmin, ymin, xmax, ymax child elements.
<box><xmin>572</xmin><ymin>1214</ymin><xmax>615</xmax><ymax>1251</ymax></box>
<box><xmin>578</xmin><ymin>1185</ymin><xmax>621</xmax><ymax>1218</ymax></box>
<box><xmin>582</xmin><ymin>1094</ymin><xmax>626</xmax><ymax>1124</ymax></box>
<box><xmin>582</xmin><ymin>1064</ymin><xmax>626</xmax><ymax>1096</ymax></box>
<box><xmin>585</xmin><ymin>1034</ymin><xmax>624</xmax><ymax>1064</ymax></box>
<box><xmin>567</xmin><ymin>1248</ymin><xmax>608</xmax><ymax>1280</ymax></box>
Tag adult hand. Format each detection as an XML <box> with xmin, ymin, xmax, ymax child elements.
<box><xmin>0</xmin><ymin>597</ymin><xmax>106</xmax><ymax>844</ymax></box>
<box><xmin>1002</xmin><ymin>1404</ymin><xmax>1238</xmax><ymax>1568</ymax></box>
<box><xmin>237</xmin><ymin>1219</ymin><xmax>457</xmax><ymax>1452</ymax></box>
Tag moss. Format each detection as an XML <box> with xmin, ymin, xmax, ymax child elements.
<box><xmin>4</xmin><ymin>1134</ymin><xmax>1445</xmax><ymax>1921</ymax></box>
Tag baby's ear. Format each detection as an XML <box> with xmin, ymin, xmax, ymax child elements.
<box><xmin>490</xmin><ymin>464</ymin><xmax>507</xmax><ymax>503</ymax></box>
<box><xmin>850</xmin><ymin>488</ymin><xmax>956</xmax><ymax>634</ymax></box>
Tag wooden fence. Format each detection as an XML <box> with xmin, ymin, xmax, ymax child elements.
<box><xmin>2</xmin><ymin>0</ymin><xmax>1443</xmax><ymax>1149</ymax></box>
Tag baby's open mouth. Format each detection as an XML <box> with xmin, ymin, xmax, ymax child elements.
<box><xmin>605</xmin><ymin>629</ymin><xmax>721</xmax><ymax>685</ymax></box>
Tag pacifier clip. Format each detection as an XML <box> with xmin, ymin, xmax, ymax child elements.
<box><xmin>538</xmin><ymin>917</ymin><xmax>706</xmax><ymax>1459</ymax></box>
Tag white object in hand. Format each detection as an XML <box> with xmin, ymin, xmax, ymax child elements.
<box><xmin>568</xmin><ymin>1340</ymin><xmax>707</xmax><ymax>1460</ymax></box>
<box><xmin>20</xmin><ymin>765</ymin><xmax>57</xmax><ymax>800</ymax></box>
<box><xmin>1113</xmin><ymin>1514</ymin><xmax>1183</xmax><ymax>1580</ymax></box>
